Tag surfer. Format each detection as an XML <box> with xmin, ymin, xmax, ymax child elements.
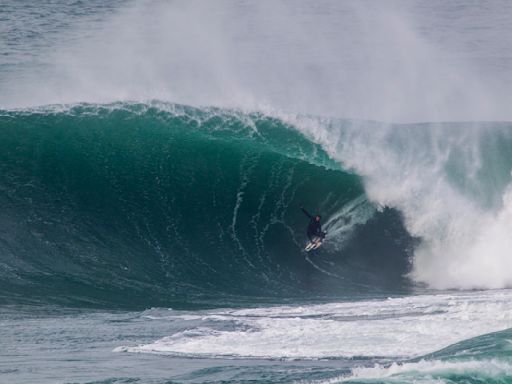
<box><xmin>300</xmin><ymin>205</ymin><xmax>326</xmax><ymax>241</ymax></box>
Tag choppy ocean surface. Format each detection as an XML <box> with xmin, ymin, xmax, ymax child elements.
<box><xmin>2</xmin><ymin>1</ymin><xmax>512</xmax><ymax>383</ymax></box>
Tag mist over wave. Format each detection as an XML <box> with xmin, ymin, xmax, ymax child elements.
<box><xmin>2</xmin><ymin>0</ymin><xmax>512</xmax><ymax>122</ymax></box>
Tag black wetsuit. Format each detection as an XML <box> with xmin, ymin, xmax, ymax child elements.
<box><xmin>301</xmin><ymin>207</ymin><xmax>325</xmax><ymax>241</ymax></box>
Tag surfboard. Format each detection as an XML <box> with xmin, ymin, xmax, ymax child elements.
<box><xmin>305</xmin><ymin>236</ymin><xmax>324</xmax><ymax>252</ymax></box>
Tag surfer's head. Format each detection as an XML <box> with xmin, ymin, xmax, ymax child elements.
<box><xmin>315</xmin><ymin>215</ymin><xmax>321</xmax><ymax>221</ymax></box>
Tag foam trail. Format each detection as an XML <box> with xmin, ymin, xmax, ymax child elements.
<box><xmin>322</xmin><ymin>195</ymin><xmax>376</xmax><ymax>252</ymax></box>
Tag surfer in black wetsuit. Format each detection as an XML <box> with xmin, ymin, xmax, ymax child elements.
<box><xmin>300</xmin><ymin>205</ymin><xmax>326</xmax><ymax>241</ymax></box>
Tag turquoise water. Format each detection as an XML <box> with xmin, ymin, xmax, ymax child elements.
<box><xmin>0</xmin><ymin>103</ymin><xmax>414</xmax><ymax>309</ymax></box>
<box><xmin>2</xmin><ymin>1</ymin><xmax>512</xmax><ymax>383</ymax></box>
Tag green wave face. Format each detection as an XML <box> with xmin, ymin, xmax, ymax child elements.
<box><xmin>0</xmin><ymin>103</ymin><xmax>413</xmax><ymax>308</ymax></box>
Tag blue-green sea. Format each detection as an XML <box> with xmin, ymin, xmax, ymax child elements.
<box><xmin>2</xmin><ymin>1</ymin><xmax>512</xmax><ymax>383</ymax></box>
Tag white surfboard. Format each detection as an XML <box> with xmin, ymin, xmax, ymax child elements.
<box><xmin>304</xmin><ymin>236</ymin><xmax>324</xmax><ymax>252</ymax></box>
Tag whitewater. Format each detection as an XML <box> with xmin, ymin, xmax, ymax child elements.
<box><xmin>2</xmin><ymin>1</ymin><xmax>512</xmax><ymax>383</ymax></box>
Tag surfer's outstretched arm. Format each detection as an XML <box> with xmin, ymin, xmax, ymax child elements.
<box><xmin>300</xmin><ymin>206</ymin><xmax>312</xmax><ymax>219</ymax></box>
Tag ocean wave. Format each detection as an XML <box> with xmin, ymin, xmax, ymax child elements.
<box><xmin>0</xmin><ymin>102</ymin><xmax>413</xmax><ymax>308</ymax></box>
